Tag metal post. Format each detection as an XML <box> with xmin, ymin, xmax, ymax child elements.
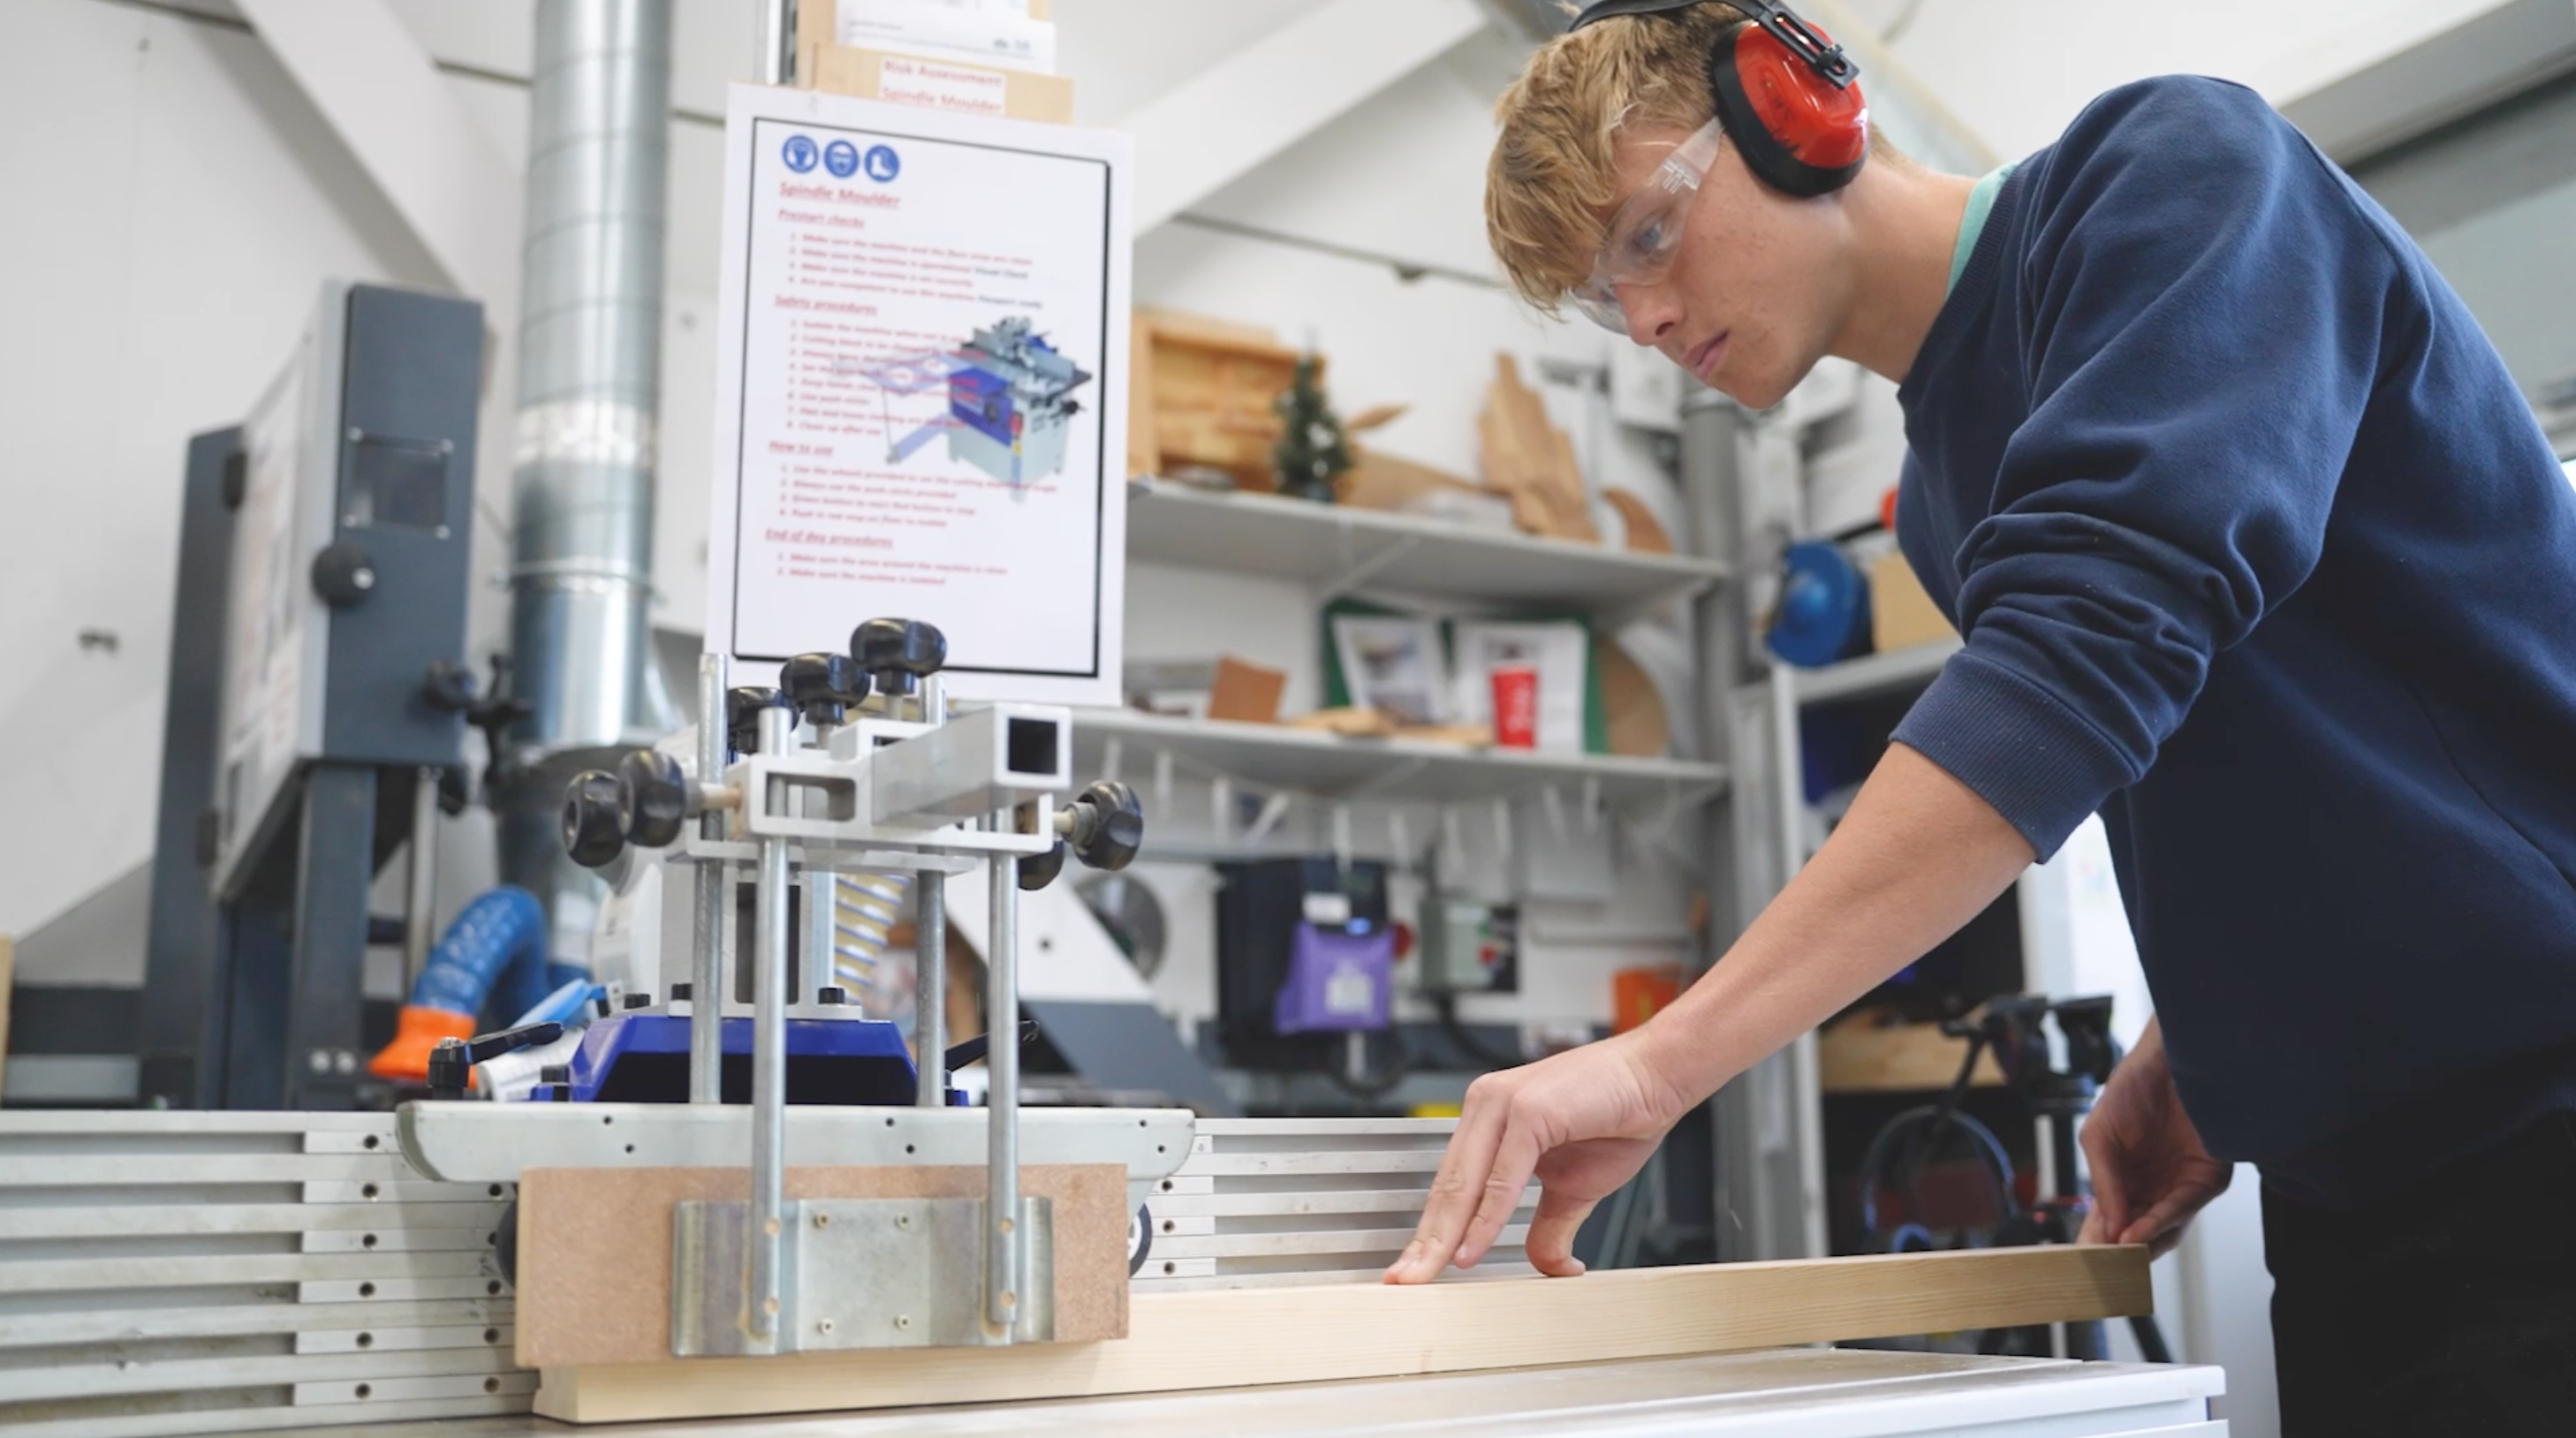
<box><xmin>747</xmin><ymin>704</ymin><xmax>795</xmax><ymax>1341</ymax></box>
<box><xmin>913</xmin><ymin>673</ymin><xmax>948</xmax><ymax>1109</ymax></box>
<box><xmin>757</xmin><ymin>0</ymin><xmax>796</xmax><ymax>86</ymax></box>
<box><xmin>690</xmin><ymin>654</ymin><xmax>726</xmax><ymax>1104</ymax></box>
<box><xmin>403</xmin><ymin>768</ymin><xmax>440</xmax><ymax>989</ymax></box>
<box><xmin>803</xmin><ymin>716</ymin><xmax>837</xmax><ymax>1008</ymax></box>
<box><xmin>983</xmin><ymin>829</ymin><xmax>1021</xmax><ymax>1337</ymax></box>
<box><xmin>914</xmin><ymin>875</ymin><xmax>947</xmax><ymax>1107</ymax></box>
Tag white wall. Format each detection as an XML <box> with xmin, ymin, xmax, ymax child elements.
<box><xmin>0</xmin><ymin>0</ymin><xmax>448</xmax><ymax>944</ymax></box>
<box><xmin>1835</xmin><ymin>0</ymin><xmax>2535</xmax><ymax>160</ymax></box>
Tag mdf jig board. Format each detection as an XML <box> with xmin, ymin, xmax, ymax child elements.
<box><xmin>704</xmin><ymin>82</ymin><xmax>1133</xmax><ymax>707</ymax></box>
<box><xmin>512</xmin><ymin>1162</ymin><xmax>1132</xmax><ymax>1367</ymax></box>
<box><xmin>534</xmin><ymin>1244</ymin><xmax>2154</xmax><ymax>1423</ymax></box>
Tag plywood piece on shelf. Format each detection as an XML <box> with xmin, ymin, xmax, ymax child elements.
<box><xmin>1129</xmin><ymin>310</ymin><xmax>1312</xmax><ymax>492</ymax></box>
<box><xmin>1480</xmin><ymin>354</ymin><xmax>1598</xmax><ymax>542</ymax></box>
<box><xmin>535</xmin><ymin>1244</ymin><xmax>2152</xmax><ymax>1423</ymax></box>
<box><xmin>1605</xmin><ymin>489</ymin><xmax>1675</xmax><ymax>554</ymax></box>
<box><xmin>1820</xmin><ymin>1016</ymin><xmax>2005</xmax><ymax>1094</ymax></box>
<box><xmin>1868</xmin><ymin>549</ymin><xmax>1958</xmax><ymax>655</ymax></box>
<box><xmin>1204</xmin><ymin>655</ymin><xmax>1287</xmax><ymax>724</ymax></box>
<box><xmin>514</xmin><ymin>1163</ymin><xmax>1128</xmax><ymax>1369</ymax></box>
<box><xmin>1596</xmin><ymin>640</ymin><xmax>1671</xmax><ymax>759</ymax></box>
<box><xmin>1284</xmin><ymin>707</ymin><xmax>1397</xmax><ymax>738</ymax></box>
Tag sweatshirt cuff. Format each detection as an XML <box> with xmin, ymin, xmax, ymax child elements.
<box><xmin>1890</xmin><ymin>650</ymin><xmax>2139</xmax><ymax>860</ymax></box>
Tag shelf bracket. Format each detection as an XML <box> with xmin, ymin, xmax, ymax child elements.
<box><xmin>1317</xmin><ymin>534</ymin><xmax>1420</xmax><ymax>602</ymax></box>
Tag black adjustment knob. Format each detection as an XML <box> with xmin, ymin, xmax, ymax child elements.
<box><xmin>420</xmin><ymin>659</ymin><xmax>477</xmax><ymax>712</ymax></box>
<box><xmin>849</xmin><ymin>618</ymin><xmax>947</xmax><ymax>699</ymax></box>
<box><xmin>311</xmin><ymin>541</ymin><xmax>377</xmax><ymax>608</ymax></box>
<box><xmin>1064</xmin><ymin>780</ymin><xmax>1144</xmax><ymax>871</ymax></box>
<box><xmin>427</xmin><ymin>1021</ymin><xmax>565</xmax><ymax>1101</ymax></box>
<box><xmin>781</xmin><ymin>652</ymin><xmax>870</xmax><ymax>728</ymax></box>
<box><xmin>562</xmin><ymin>769</ymin><xmax>627</xmax><ymax>867</ymax></box>
<box><xmin>1019</xmin><ymin>841</ymin><xmax>1068</xmax><ymax>891</ymax></box>
<box><xmin>617</xmin><ymin>749</ymin><xmax>690</xmax><ymax>848</ymax></box>
<box><xmin>726</xmin><ymin>685</ymin><xmax>789</xmax><ymax>755</ymax></box>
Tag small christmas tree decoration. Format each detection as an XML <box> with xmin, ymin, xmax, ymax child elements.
<box><xmin>1271</xmin><ymin>354</ymin><xmax>1353</xmax><ymax>503</ymax></box>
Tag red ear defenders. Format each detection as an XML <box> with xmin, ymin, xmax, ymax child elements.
<box><xmin>1567</xmin><ymin>0</ymin><xmax>1869</xmax><ymax>199</ymax></box>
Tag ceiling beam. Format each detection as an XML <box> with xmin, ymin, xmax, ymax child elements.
<box><xmin>1124</xmin><ymin>0</ymin><xmax>1489</xmax><ymax>236</ymax></box>
<box><xmin>234</xmin><ymin>0</ymin><xmax>522</xmax><ymax>320</ymax></box>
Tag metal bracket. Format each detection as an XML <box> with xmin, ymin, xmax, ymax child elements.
<box><xmin>671</xmin><ymin>1196</ymin><xmax>1054</xmax><ymax>1355</ymax></box>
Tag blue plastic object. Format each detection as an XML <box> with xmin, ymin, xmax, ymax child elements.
<box><xmin>509</xmin><ymin>978</ymin><xmax>605</xmax><ymax>1030</ymax></box>
<box><xmin>1766</xmin><ymin>540</ymin><xmax>1874</xmax><ymax>668</ymax></box>
<box><xmin>406</xmin><ymin>887</ymin><xmax>556</xmax><ymax>1023</ymax></box>
<box><xmin>523</xmin><ymin>1012</ymin><xmax>918</xmax><ymax>1106</ymax></box>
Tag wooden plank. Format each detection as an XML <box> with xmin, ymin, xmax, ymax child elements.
<box><xmin>534</xmin><ymin>1244</ymin><xmax>2152</xmax><ymax>1423</ymax></box>
<box><xmin>514</xmin><ymin>1163</ymin><xmax>1128</xmax><ymax>1370</ymax></box>
<box><xmin>1820</xmin><ymin>1018</ymin><xmax>2005</xmax><ymax>1094</ymax></box>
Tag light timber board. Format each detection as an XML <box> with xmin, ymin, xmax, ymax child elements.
<box><xmin>535</xmin><ymin>1244</ymin><xmax>2152</xmax><ymax>1423</ymax></box>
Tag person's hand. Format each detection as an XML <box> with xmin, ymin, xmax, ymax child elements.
<box><xmin>1383</xmin><ymin>1028</ymin><xmax>1693</xmax><ymax>1283</ymax></box>
<box><xmin>2076</xmin><ymin>1020</ymin><xmax>2231</xmax><ymax>1260</ymax></box>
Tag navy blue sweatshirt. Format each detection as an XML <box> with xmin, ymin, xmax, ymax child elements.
<box><xmin>1891</xmin><ymin>76</ymin><xmax>2576</xmax><ymax>1206</ymax></box>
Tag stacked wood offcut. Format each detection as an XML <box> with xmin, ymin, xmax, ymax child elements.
<box><xmin>1127</xmin><ymin>309</ymin><xmax>1310</xmax><ymax>491</ymax></box>
<box><xmin>1478</xmin><ymin>354</ymin><xmax>1598</xmax><ymax>542</ymax></box>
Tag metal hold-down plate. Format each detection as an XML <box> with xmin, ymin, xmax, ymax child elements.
<box><xmin>397</xmin><ymin>1104</ymin><xmax>1195</xmax><ymax>1208</ymax></box>
<box><xmin>670</xmin><ymin>1196</ymin><xmax>1055</xmax><ymax>1356</ymax></box>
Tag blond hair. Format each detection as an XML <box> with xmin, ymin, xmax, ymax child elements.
<box><xmin>1486</xmin><ymin>3</ymin><xmax>1750</xmax><ymax>312</ymax></box>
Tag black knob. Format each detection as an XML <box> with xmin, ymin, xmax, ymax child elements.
<box><xmin>427</xmin><ymin>1021</ymin><xmax>564</xmax><ymax>1101</ymax></box>
<box><xmin>562</xmin><ymin>769</ymin><xmax>627</xmax><ymax>867</ymax></box>
<box><xmin>420</xmin><ymin>659</ymin><xmax>476</xmax><ymax>712</ymax></box>
<box><xmin>1064</xmin><ymin>780</ymin><xmax>1144</xmax><ymax>871</ymax></box>
<box><xmin>617</xmin><ymin>750</ymin><xmax>690</xmax><ymax>848</ymax></box>
<box><xmin>781</xmin><ymin>652</ymin><xmax>870</xmax><ymax>728</ymax></box>
<box><xmin>849</xmin><ymin>618</ymin><xmax>947</xmax><ymax>698</ymax></box>
<box><xmin>726</xmin><ymin>685</ymin><xmax>790</xmax><ymax>754</ymax></box>
<box><xmin>1019</xmin><ymin>840</ymin><xmax>1068</xmax><ymax>891</ymax></box>
<box><xmin>310</xmin><ymin>541</ymin><xmax>376</xmax><ymax>608</ymax></box>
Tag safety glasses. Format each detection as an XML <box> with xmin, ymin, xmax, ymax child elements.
<box><xmin>1566</xmin><ymin>117</ymin><xmax>1725</xmax><ymax>334</ymax></box>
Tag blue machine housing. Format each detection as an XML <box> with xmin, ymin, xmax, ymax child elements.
<box><xmin>949</xmin><ymin>367</ymin><xmax>1014</xmax><ymax>446</ymax></box>
<box><xmin>523</xmin><ymin>1011</ymin><xmax>918</xmax><ymax>1105</ymax></box>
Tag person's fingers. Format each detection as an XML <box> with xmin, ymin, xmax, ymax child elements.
<box><xmin>2075</xmin><ymin>1201</ymin><xmax>2110</xmax><ymax>1246</ymax></box>
<box><xmin>2118</xmin><ymin>1185</ymin><xmax>2215</xmax><ymax>1253</ymax></box>
<box><xmin>1383</xmin><ymin>1083</ymin><xmax>1511</xmax><ymax>1283</ymax></box>
<box><xmin>2081</xmin><ymin>1128</ymin><xmax>2131</xmax><ymax>1242</ymax></box>
<box><xmin>1454</xmin><ymin>1109</ymin><xmax>1546</xmax><ymax>1269</ymax></box>
<box><xmin>1523</xmin><ymin>1185</ymin><xmax>1595</xmax><ymax>1277</ymax></box>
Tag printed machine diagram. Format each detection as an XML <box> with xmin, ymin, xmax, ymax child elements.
<box><xmin>839</xmin><ymin>315</ymin><xmax>1093</xmax><ymax>491</ymax></box>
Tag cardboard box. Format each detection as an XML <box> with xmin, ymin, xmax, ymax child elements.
<box><xmin>793</xmin><ymin>3</ymin><xmax>1070</xmax><ymax>125</ymax></box>
<box><xmin>798</xmin><ymin>42</ymin><xmax>1074</xmax><ymax>124</ymax></box>
<box><xmin>1868</xmin><ymin>549</ymin><xmax>1956</xmax><ymax>655</ymax></box>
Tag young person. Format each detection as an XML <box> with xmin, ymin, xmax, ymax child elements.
<box><xmin>1382</xmin><ymin>4</ymin><xmax>2576</xmax><ymax>1431</ymax></box>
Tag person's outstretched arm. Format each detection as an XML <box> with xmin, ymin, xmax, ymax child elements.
<box><xmin>1384</xmin><ymin>741</ymin><xmax>2034</xmax><ymax>1282</ymax></box>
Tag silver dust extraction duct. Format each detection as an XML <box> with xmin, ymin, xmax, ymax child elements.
<box><xmin>496</xmin><ymin>0</ymin><xmax>676</xmax><ymax>966</ymax></box>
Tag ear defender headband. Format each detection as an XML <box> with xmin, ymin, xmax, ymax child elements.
<box><xmin>1568</xmin><ymin>0</ymin><xmax>1869</xmax><ymax>199</ymax></box>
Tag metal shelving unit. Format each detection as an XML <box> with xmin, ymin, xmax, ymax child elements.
<box><xmin>1788</xmin><ymin>637</ymin><xmax>1962</xmax><ymax>706</ymax></box>
<box><xmin>1125</xmin><ymin>478</ymin><xmax>1729</xmax><ymax>617</ymax></box>
<box><xmin>1073</xmin><ymin>708</ymin><xmax>1728</xmax><ymax>807</ymax></box>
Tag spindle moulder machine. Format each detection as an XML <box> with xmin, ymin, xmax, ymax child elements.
<box><xmin>408</xmin><ymin>615</ymin><xmax>1176</xmax><ymax>1356</ymax></box>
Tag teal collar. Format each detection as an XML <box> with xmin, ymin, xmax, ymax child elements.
<box><xmin>1948</xmin><ymin>162</ymin><xmax>2019</xmax><ymax>296</ymax></box>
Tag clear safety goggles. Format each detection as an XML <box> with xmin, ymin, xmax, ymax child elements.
<box><xmin>1565</xmin><ymin>117</ymin><xmax>1725</xmax><ymax>334</ymax></box>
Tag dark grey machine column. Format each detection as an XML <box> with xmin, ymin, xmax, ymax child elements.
<box><xmin>139</xmin><ymin>429</ymin><xmax>244</xmax><ymax>1109</ymax></box>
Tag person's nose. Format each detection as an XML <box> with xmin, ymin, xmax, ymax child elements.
<box><xmin>1620</xmin><ymin>282</ymin><xmax>1683</xmax><ymax>348</ymax></box>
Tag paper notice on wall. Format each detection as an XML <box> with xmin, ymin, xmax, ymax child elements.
<box><xmin>705</xmin><ymin>84</ymin><xmax>1131</xmax><ymax>706</ymax></box>
<box><xmin>875</xmin><ymin>55</ymin><xmax>1011</xmax><ymax>117</ymax></box>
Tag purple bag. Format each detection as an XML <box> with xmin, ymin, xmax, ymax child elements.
<box><xmin>1273</xmin><ymin>922</ymin><xmax>1394</xmax><ymax>1035</ymax></box>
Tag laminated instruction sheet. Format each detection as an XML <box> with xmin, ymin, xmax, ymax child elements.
<box><xmin>707</xmin><ymin>83</ymin><xmax>1131</xmax><ymax>706</ymax></box>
